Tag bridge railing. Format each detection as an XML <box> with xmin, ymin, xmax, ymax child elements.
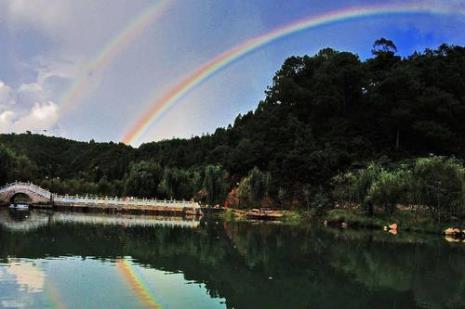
<box><xmin>0</xmin><ymin>181</ymin><xmax>51</xmax><ymax>197</ymax></box>
<box><xmin>0</xmin><ymin>181</ymin><xmax>200</xmax><ymax>208</ymax></box>
<box><xmin>53</xmin><ymin>195</ymin><xmax>199</xmax><ymax>208</ymax></box>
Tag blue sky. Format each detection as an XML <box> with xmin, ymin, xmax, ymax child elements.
<box><xmin>0</xmin><ymin>0</ymin><xmax>464</xmax><ymax>145</ymax></box>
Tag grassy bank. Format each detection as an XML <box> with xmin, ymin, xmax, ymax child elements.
<box><xmin>218</xmin><ymin>205</ymin><xmax>462</xmax><ymax>236</ymax></box>
<box><xmin>324</xmin><ymin>207</ymin><xmax>453</xmax><ymax>235</ymax></box>
<box><xmin>218</xmin><ymin>208</ymin><xmax>306</xmax><ymax>225</ymax></box>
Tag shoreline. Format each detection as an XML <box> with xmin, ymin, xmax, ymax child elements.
<box><xmin>219</xmin><ymin>207</ymin><xmax>465</xmax><ymax>241</ymax></box>
<box><xmin>2</xmin><ymin>202</ymin><xmax>202</xmax><ymax>218</ymax></box>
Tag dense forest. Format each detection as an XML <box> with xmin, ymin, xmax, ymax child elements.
<box><xmin>1</xmin><ymin>39</ymin><xmax>465</xmax><ymax>210</ymax></box>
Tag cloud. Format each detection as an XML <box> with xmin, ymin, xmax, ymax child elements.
<box><xmin>16</xmin><ymin>82</ymin><xmax>46</xmax><ymax>106</ymax></box>
<box><xmin>0</xmin><ymin>110</ymin><xmax>15</xmax><ymax>132</ymax></box>
<box><xmin>0</xmin><ymin>101</ymin><xmax>59</xmax><ymax>133</ymax></box>
<box><xmin>0</xmin><ymin>79</ymin><xmax>60</xmax><ymax>134</ymax></box>
<box><xmin>0</xmin><ymin>81</ymin><xmax>15</xmax><ymax>107</ymax></box>
<box><xmin>14</xmin><ymin>101</ymin><xmax>59</xmax><ymax>131</ymax></box>
<box><xmin>5</xmin><ymin>0</ymin><xmax>74</xmax><ymax>34</ymax></box>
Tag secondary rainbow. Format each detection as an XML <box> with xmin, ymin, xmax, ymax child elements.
<box><xmin>122</xmin><ymin>2</ymin><xmax>462</xmax><ymax>145</ymax></box>
<box><xmin>116</xmin><ymin>259</ymin><xmax>161</xmax><ymax>308</ymax></box>
<box><xmin>59</xmin><ymin>0</ymin><xmax>171</xmax><ymax>114</ymax></box>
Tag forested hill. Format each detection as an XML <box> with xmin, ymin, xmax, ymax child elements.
<box><xmin>1</xmin><ymin>40</ymin><xmax>465</xmax><ymax>208</ymax></box>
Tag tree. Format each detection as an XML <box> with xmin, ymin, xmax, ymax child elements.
<box><xmin>352</xmin><ymin>162</ymin><xmax>383</xmax><ymax>215</ymax></box>
<box><xmin>237</xmin><ymin>167</ymin><xmax>271</xmax><ymax>208</ymax></box>
<box><xmin>158</xmin><ymin>167</ymin><xmax>198</xmax><ymax>200</ymax></box>
<box><xmin>368</xmin><ymin>169</ymin><xmax>409</xmax><ymax>215</ymax></box>
<box><xmin>372</xmin><ymin>38</ymin><xmax>397</xmax><ymax>56</ymax></box>
<box><xmin>124</xmin><ymin>161</ymin><xmax>162</xmax><ymax>197</ymax></box>
<box><xmin>412</xmin><ymin>156</ymin><xmax>465</xmax><ymax>220</ymax></box>
<box><xmin>0</xmin><ymin>144</ymin><xmax>17</xmax><ymax>184</ymax></box>
<box><xmin>202</xmin><ymin>165</ymin><xmax>229</xmax><ymax>206</ymax></box>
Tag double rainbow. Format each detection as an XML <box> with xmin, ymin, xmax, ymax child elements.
<box><xmin>121</xmin><ymin>2</ymin><xmax>463</xmax><ymax>145</ymax></box>
<box><xmin>59</xmin><ymin>0</ymin><xmax>171</xmax><ymax>115</ymax></box>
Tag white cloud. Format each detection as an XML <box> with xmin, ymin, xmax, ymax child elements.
<box><xmin>0</xmin><ymin>81</ymin><xmax>15</xmax><ymax>106</ymax></box>
<box><xmin>5</xmin><ymin>0</ymin><xmax>73</xmax><ymax>34</ymax></box>
<box><xmin>16</xmin><ymin>82</ymin><xmax>46</xmax><ymax>106</ymax></box>
<box><xmin>0</xmin><ymin>102</ymin><xmax>59</xmax><ymax>134</ymax></box>
<box><xmin>0</xmin><ymin>110</ymin><xmax>15</xmax><ymax>132</ymax></box>
<box><xmin>0</xmin><ymin>78</ymin><xmax>60</xmax><ymax>134</ymax></box>
<box><xmin>13</xmin><ymin>101</ymin><xmax>59</xmax><ymax>131</ymax></box>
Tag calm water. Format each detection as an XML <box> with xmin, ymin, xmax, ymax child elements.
<box><xmin>1</xmin><ymin>209</ymin><xmax>465</xmax><ymax>308</ymax></box>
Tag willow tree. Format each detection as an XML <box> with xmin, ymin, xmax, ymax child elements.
<box><xmin>412</xmin><ymin>156</ymin><xmax>465</xmax><ymax>220</ymax></box>
<box><xmin>202</xmin><ymin>165</ymin><xmax>229</xmax><ymax>206</ymax></box>
<box><xmin>123</xmin><ymin>161</ymin><xmax>163</xmax><ymax>198</ymax></box>
<box><xmin>368</xmin><ymin>169</ymin><xmax>410</xmax><ymax>215</ymax></box>
<box><xmin>237</xmin><ymin>167</ymin><xmax>271</xmax><ymax>208</ymax></box>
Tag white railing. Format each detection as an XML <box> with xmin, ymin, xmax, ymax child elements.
<box><xmin>0</xmin><ymin>181</ymin><xmax>199</xmax><ymax>209</ymax></box>
<box><xmin>53</xmin><ymin>195</ymin><xmax>199</xmax><ymax>209</ymax></box>
<box><xmin>0</xmin><ymin>181</ymin><xmax>51</xmax><ymax>198</ymax></box>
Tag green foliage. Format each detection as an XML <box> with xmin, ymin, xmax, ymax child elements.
<box><xmin>0</xmin><ymin>144</ymin><xmax>38</xmax><ymax>184</ymax></box>
<box><xmin>237</xmin><ymin>167</ymin><xmax>271</xmax><ymax>208</ymax></box>
<box><xmin>221</xmin><ymin>208</ymin><xmax>237</xmax><ymax>221</ymax></box>
<box><xmin>124</xmin><ymin>161</ymin><xmax>162</xmax><ymax>198</ymax></box>
<box><xmin>342</xmin><ymin>156</ymin><xmax>465</xmax><ymax>221</ymax></box>
<box><xmin>368</xmin><ymin>168</ymin><xmax>410</xmax><ymax>215</ymax></box>
<box><xmin>412</xmin><ymin>156</ymin><xmax>465</xmax><ymax>219</ymax></box>
<box><xmin>158</xmin><ymin>167</ymin><xmax>199</xmax><ymax>200</ymax></box>
<box><xmin>202</xmin><ymin>165</ymin><xmax>229</xmax><ymax>206</ymax></box>
<box><xmin>353</xmin><ymin>162</ymin><xmax>384</xmax><ymax>207</ymax></box>
<box><xmin>1</xmin><ymin>41</ymin><xmax>465</xmax><ymax>209</ymax></box>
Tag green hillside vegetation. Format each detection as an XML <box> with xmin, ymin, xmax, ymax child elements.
<box><xmin>2</xmin><ymin>39</ymin><xmax>465</xmax><ymax>221</ymax></box>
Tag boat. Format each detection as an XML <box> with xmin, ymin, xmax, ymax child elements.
<box><xmin>246</xmin><ymin>208</ymin><xmax>283</xmax><ymax>220</ymax></box>
<box><xmin>9</xmin><ymin>203</ymin><xmax>30</xmax><ymax>211</ymax></box>
<box><xmin>200</xmin><ymin>205</ymin><xmax>226</xmax><ymax>216</ymax></box>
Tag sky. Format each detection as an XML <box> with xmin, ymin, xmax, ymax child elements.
<box><xmin>0</xmin><ymin>0</ymin><xmax>465</xmax><ymax>146</ymax></box>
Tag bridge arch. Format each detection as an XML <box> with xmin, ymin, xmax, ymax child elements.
<box><xmin>10</xmin><ymin>192</ymin><xmax>32</xmax><ymax>204</ymax></box>
<box><xmin>0</xmin><ymin>182</ymin><xmax>52</xmax><ymax>205</ymax></box>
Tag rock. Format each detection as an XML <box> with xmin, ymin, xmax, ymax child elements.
<box><xmin>384</xmin><ymin>223</ymin><xmax>398</xmax><ymax>232</ymax></box>
<box><xmin>444</xmin><ymin>227</ymin><xmax>461</xmax><ymax>236</ymax></box>
<box><xmin>341</xmin><ymin>222</ymin><xmax>348</xmax><ymax>229</ymax></box>
<box><xmin>444</xmin><ymin>228</ymin><xmax>454</xmax><ymax>235</ymax></box>
<box><xmin>445</xmin><ymin>236</ymin><xmax>461</xmax><ymax>243</ymax></box>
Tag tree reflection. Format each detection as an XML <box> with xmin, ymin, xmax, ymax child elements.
<box><xmin>1</xmin><ymin>211</ymin><xmax>465</xmax><ymax>308</ymax></box>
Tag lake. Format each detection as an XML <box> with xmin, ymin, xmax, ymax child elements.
<box><xmin>0</xmin><ymin>208</ymin><xmax>464</xmax><ymax>308</ymax></box>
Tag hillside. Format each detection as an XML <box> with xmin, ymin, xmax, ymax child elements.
<box><xmin>1</xmin><ymin>40</ymin><xmax>465</xmax><ymax>208</ymax></box>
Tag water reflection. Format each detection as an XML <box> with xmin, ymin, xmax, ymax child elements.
<box><xmin>0</xmin><ymin>208</ymin><xmax>199</xmax><ymax>232</ymax></box>
<box><xmin>1</xmin><ymin>209</ymin><xmax>465</xmax><ymax>308</ymax></box>
<box><xmin>5</xmin><ymin>261</ymin><xmax>45</xmax><ymax>293</ymax></box>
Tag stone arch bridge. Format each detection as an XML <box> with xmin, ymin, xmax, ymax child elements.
<box><xmin>0</xmin><ymin>182</ymin><xmax>51</xmax><ymax>205</ymax></box>
<box><xmin>0</xmin><ymin>182</ymin><xmax>202</xmax><ymax>216</ymax></box>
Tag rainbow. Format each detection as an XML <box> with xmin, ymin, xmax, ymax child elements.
<box><xmin>59</xmin><ymin>0</ymin><xmax>171</xmax><ymax>114</ymax></box>
<box><xmin>116</xmin><ymin>259</ymin><xmax>161</xmax><ymax>308</ymax></box>
<box><xmin>45</xmin><ymin>279</ymin><xmax>66</xmax><ymax>309</ymax></box>
<box><xmin>122</xmin><ymin>2</ymin><xmax>463</xmax><ymax>145</ymax></box>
